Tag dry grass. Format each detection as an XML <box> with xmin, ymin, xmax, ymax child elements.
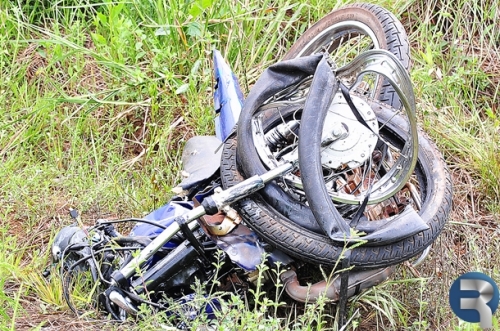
<box><xmin>15</xmin><ymin>309</ymin><xmax>117</xmax><ymax>331</ymax></box>
<box><xmin>2</xmin><ymin>0</ymin><xmax>500</xmax><ymax>330</ymax></box>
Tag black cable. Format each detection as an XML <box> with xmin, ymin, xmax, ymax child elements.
<box><xmin>350</xmin><ymin>186</ymin><xmax>372</xmax><ymax>227</ymax></box>
<box><xmin>96</xmin><ymin>218</ymin><xmax>170</xmax><ymax>230</ymax></box>
<box><xmin>60</xmin><ymin>242</ymin><xmax>91</xmax><ymax>317</ymax></box>
<box><xmin>62</xmin><ymin>270</ymin><xmax>80</xmax><ymax>316</ymax></box>
<box><xmin>121</xmin><ymin>289</ymin><xmax>166</xmax><ymax>309</ymax></box>
<box><xmin>348</xmin><ymin>159</ymin><xmax>371</xmax><ymax>195</ymax></box>
<box><xmin>62</xmin><ymin>246</ymin><xmax>143</xmax><ymax>317</ymax></box>
<box><xmin>90</xmin><ymin>241</ymin><xmax>113</xmax><ymax>285</ymax></box>
<box><xmin>66</xmin><ymin>247</ymin><xmax>143</xmax><ymax>274</ymax></box>
<box><xmin>57</xmin><ymin>219</ymin><xmax>195</xmax><ymax>320</ymax></box>
<box><xmin>59</xmin><ymin>224</ymin><xmax>214</xmax><ymax>319</ymax></box>
<box><xmin>339</xmin><ymin>82</ymin><xmax>379</xmax><ymax>136</ymax></box>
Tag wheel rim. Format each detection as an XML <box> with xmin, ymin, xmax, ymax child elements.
<box><xmin>250</xmin><ymin>103</ymin><xmax>424</xmax><ymax>223</ymax></box>
<box><xmin>251</xmin><ymin>50</ymin><xmax>418</xmax><ymax>207</ymax></box>
<box><xmin>294</xmin><ymin>21</ymin><xmax>382</xmax><ymax>99</ymax></box>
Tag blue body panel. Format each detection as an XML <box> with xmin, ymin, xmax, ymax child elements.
<box><xmin>130</xmin><ymin>50</ymin><xmax>267</xmax><ymax>271</ymax></box>
<box><xmin>213</xmin><ymin>49</ymin><xmax>244</xmax><ymax>140</ymax></box>
<box><xmin>130</xmin><ymin>201</ymin><xmax>193</xmax><ymax>249</ymax></box>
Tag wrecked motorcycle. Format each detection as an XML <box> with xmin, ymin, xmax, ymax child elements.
<box><xmin>49</xmin><ymin>3</ymin><xmax>452</xmax><ymax>325</ymax></box>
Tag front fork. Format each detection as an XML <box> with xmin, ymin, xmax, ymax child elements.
<box><xmin>110</xmin><ymin>162</ymin><xmax>294</xmax><ymax>289</ymax></box>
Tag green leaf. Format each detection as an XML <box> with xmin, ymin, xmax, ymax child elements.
<box><xmin>186</xmin><ymin>22</ymin><xmax>202</xmax><ymax>38</ymax></box>
<box><xmin>201</xmin><ymin>0</ymin><xmax>213</xmax><ymax>9</ymax></box>
<box><xmin>155</xmin><ymin>26</ymin><xmax>170</xmax><ymax>36</ymax></box>
<box><xmin>96</xmin><ymin>12</ymin><xmax>107</xmax><ymax>25</ymax></box>
<box><xmin>189</xmin><ymin>3</ymin><xmax>203</xmax><ymax>18</ymax></box>
<box><xmin>136</xmin><ymin>51</ymin><xmax>146</xmax><ymax>61</ymax></box>
<box><xmin>485</xmin><ymin>108</ymin><xmax>496</xmax><ymax>120</ymax></box>
<box><xmin>175</xmin><ymin>83</ymin><xmax>189</xmax><ymax>94</ymax></box>
<box><xmin>91</xmin><ymin>33</ymin><xmax>107</xmax><ymax>45</ymax></box>
<box><xmin>189</xmin><ymin>0</ymin><xmax>213</xmax><ymax>18</ymax></box>
<box><xmin>190</xmin><ymin>59</ymin><xmax>201</xmax><ymax>76</ymax></box>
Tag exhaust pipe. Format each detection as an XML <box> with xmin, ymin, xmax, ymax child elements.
<box><xmin>280</xmin><ymin>266</ymin><xmax>395</xmax><ymax>303</ymax></box>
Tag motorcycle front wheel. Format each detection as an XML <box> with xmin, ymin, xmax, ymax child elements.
<box><xmin>283</xmin><ymin>3</ymin><xmax>410</xmax><ymax>110</ymax></box>
<box><xmin>220</xmin><ymin>100</ymin><xmax>452</xmax><ymax>268</ymax></box>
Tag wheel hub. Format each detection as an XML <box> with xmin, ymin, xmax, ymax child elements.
<box><xmin>321</xmin><ymin>93</ymin><xmax>378</xmax><ymax>169</ymax></box>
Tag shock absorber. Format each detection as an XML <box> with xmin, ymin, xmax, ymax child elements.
<box><xmin>264</xmin><ymin>120</ymin><xmax>300</xmax><ymax>151</ymax></box>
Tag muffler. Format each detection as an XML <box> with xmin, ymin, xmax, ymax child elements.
<box><xmin>280</xmin><ymin>266</ymin><xmax>395</xmax><ymax>303</ymax></box>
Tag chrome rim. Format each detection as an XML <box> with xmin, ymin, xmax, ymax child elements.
<box><xmin>294</xmin><ymin>21</ymin><xmax>382</xmax><ymax>99</ymax></box>
<box><xmin>252</xmin><ymin>50</ymin><xmax>418</xmax><ymax>209</ymax></box>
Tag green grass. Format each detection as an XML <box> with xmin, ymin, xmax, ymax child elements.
<box><xmin>1</xmin><ymin>0</ymin><xmax>499</xmax><ymax>330</ymax></box>
<box><xmin>407</xmin><ymin>0</ymin><xmax>500</xmax><ymax>209</ymax></box>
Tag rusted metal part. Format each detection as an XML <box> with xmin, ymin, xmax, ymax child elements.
<box><xmin>280</xmin><ymin>266</ymin><xmax>395</xmax><ymax>303</ymax></box>
<box><xmin>365</xmin><ymin>198</ymin><xmax>401</xmax><ymax>220</ymax></box>
<box><xmin>363</xmin><ymin>181</ymin><xmax>421</xmax><ymax>220</ymax></box>
<box><xmin>199</xmin><ymin>211</ymin><xmax>241</xmax><ymax>236</ymax></box>
<box><xmin>194</xmin><ymin>195</ymin><xmax>265</xmax><ymax>271</ymax></box>
<box><xmin>332</xmin><ymin>165</ymin><xmax>422</xmax><ymax>222</ymax></box>
<box><xmin>194</xmin><ymin>195</ymin><xmax>242</xmax><ymax>236</ymax></box>
<box><xmin>405</xmin><ymin>182</ymin><xmax>422</xmax><ymax>211</ymax></box>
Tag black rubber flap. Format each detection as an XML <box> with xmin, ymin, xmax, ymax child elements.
<box><xmin>297</xmin><ymin>56</ymin><xmax>352</xmax><ymax>237</ymax></box>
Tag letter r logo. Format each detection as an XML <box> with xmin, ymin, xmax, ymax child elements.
<box><xmin>460</xmin><ymin>279</ymin><xmax>494</xmax><ymax>329</ymax></box>
<box><xmin>450</xmin><ymin>272</ymin><xmax>499</xmax><ymax>329</ymax></box>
